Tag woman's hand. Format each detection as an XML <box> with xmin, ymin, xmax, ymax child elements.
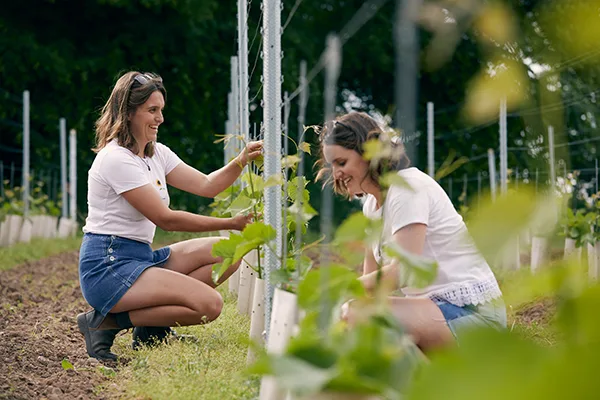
<box><xmin>229</xmin><ymin>213</ymin><xmax>255</xmax><ymax>231</ymax></box>
<box><xmin>235</xmin><ymin>141</ymin><xmax>263</xmax><ymax>168</ymax></box>
<box><xmin>359</xmin><ymin>263</ymin><xmax>399</xmax><ymax>293</ymax></box>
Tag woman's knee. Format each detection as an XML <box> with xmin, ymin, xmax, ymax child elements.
<box><xmin>191</xmin><ymin>291</ymin><xmax>223</xmax><ymax>323</ymax></box>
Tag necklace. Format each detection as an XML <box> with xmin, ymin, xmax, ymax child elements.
<box><xmin>140</xmin><ymin>156</ymin><xmax>151</xmax><ymax>171</ymax></box>
<box><xmin>377</xmin><ymin>204</ymin><xmax>384</xmax><ymax>263</ymax></box>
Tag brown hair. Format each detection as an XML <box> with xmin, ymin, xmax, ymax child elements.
<box><xmin>315</xmin><ymin>112</ymin><xmax>411</xmax><ymax>196</ymax></box>
<box><xmin>93</xmin><ymin>71</ymin><xmax>166</xmax><ymax>157</ymax></box>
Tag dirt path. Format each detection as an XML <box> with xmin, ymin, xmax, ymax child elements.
<box><xmin>0</xmin><ymin>252</ymin><xmax>115</xmax><ymax>400</ymax></box>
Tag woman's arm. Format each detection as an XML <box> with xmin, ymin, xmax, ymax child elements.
<box><xmin>166</xmin><ymin>141</ymin><xmax>262</xmax><ymax>198</ymax></box>
<box><xmin>359</xmin><ymin>223</ymin><xmax>427</xmax><ymax>292</ymax></box>
<box><xmin>363</xmin><ymin>246</ymin><xmax>378</xmax><ymax>276</ymax></box>
<box><xmin>121</xmin><ymin>184</ymin><xmax>252</xmax><ymax>232</ymax></box>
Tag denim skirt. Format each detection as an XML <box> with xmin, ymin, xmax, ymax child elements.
<box><xmin>433</xmin><ymin>297</ymin><xmax>507</xmax><ymax>340</ymax></box>
<box><xmin>79</xmin><ymin>233</ymin><xmax>171</xmax><ymax>316</ymax></box>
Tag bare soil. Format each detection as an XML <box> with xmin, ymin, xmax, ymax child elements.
<box><xmin>0</xmin><ymin>252</ymin><xmax>119</xmax><ymax>400</ymax></box>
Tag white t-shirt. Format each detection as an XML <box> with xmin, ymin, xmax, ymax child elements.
<box><xmin>362</xmin><ymin>167</ymin><xmax>502</xmax><ymax>306</ymax></box>
<box><xmin>82</xmin><ymin>140</ymin><xmax>183</xmax><ymax>244</ymax></box>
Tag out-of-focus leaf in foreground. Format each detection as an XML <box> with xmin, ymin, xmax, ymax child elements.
<box><xmin>468</xmin><ymin>188</ymin><xmax>559</xmax><ymax>264</ymax></box>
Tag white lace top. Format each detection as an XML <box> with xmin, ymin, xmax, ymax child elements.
<box><xmin>363</xmin><ymin>168</ymin><xmax>502</xmax><ymax>306</ymax></box>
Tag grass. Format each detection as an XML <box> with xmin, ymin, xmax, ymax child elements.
<box><xmin>496</xmin><ymin>264</ymin><xmax>563</xmax><ymax>346</ymax></box>
<box><xmin>508</xmin><ymin>298</ymin><xmax>559</xmax><ymax>346</ymax></box>
<box><xmin>0</xmin><ymin>228</ymin><xmax>563</xmax><ymax>398</ymax></box>
<box><xmin>0</xmin><ymin>227</ymin><xmax>217</xmax><ymax>271</ymax></box>
<box><xmin>106</xmin><ymin>290</ymin><xmax>260</xmax><ymax>400</ymax></box>
<box><xmin>0</xmin><ymin>234</ymin><xmax>84</xmax><ymax>271</ymax></box>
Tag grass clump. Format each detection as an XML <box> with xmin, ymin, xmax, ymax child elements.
<box><xmin>0</xmin><ymin>235</ymin><xmax>83</xmax><ymax>271</ymax></box>
<box><xmin>108</xmin><ymin>290</ymin><xmax>259</xmax><ymax>400</ymax></box>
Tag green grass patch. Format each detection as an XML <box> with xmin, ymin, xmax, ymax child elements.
<box><xmin>0</xmin><ymin>228</ymin><xmax>221</xmax><ymax>272</ymax></box>
<box><xmin>108</xmin><ymin>290</ymin><xmax>259</xmax><ymax>400</ymax></box>
<box><xmin>0</xmin><ymin>235</ymin><xmax>83</xmax><ymax>271</ymax></box>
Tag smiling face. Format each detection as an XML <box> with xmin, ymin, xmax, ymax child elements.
<box><xmin>129</xmin><ymin>90</ymin><xmax>165</xmax><ymax>153</ymax></box>
<box><xmin>323</xmin><ymin>144</ymin><xmax>375</xmax><ymax>197</ymax></box>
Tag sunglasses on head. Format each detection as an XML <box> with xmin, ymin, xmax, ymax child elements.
<box><xmin>131</xmin><ymin>73</ymin><xmax>162</xmax><ymax>88</ymax></box>
<box><xmin>320</xmin><ymin>120</ymin><xmax>353</xmax><ymax>142</ymax></box>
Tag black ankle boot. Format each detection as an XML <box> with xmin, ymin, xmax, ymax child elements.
<box><xmin>77</xmin><ymin>310</ymin><xmax>133</xmax><ymax>361</ymax></box>
<box><xmin>85</xmin><ymin>329</ymin><xmax>121</xmax><ymax>361</ymax></box>
<box><xmin>132</xmin><ymin>326</ymin><xmax>171</xmax><ymax>350</ymax></box>
<box><xmin>132</xmin><ymin>327</ymin><xmax>198</xmax><ymax>350</ymax></box>
<box><xmin>77</xmin><ymin>313</ymin><xmax>121</xmax><ymax>361</ymax></box>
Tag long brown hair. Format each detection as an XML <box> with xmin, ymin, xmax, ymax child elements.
<box><xmin>93</xmin><ymin>71</ymin><xmax>166</xmax><ymax>157</ymax></box>
<box><xmin>316</xmin><ymin>112</ymin><xmax>411</xmax><ymax>197</ymax></box>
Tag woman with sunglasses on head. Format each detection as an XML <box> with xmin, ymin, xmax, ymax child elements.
<box><xmin>76</xmin><ymin>71</ymin><xmax>263</xmax><ymax>361</ymax></box>
<box><xmin>317</xmin><ymin>111</ymin><xmax>506</xmax><ymax>352</ymax></box>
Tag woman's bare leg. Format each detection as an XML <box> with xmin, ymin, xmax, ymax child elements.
<box><xmin>110</xmin><ymin>268</ymin><xmax>223</xmax><ymax>327</ymax></box>
<box><xmin>387</xmin><ymin>297</ymin><xmax>455</xmax><ymax>351</ymax></box>
<box><xmin>344</xmin><ymin>297</ymin><xmax>455</xmax><ymax>352</ymax></box>
<box><xmin>106</xmin><ymin>236</ymin><xmax>242</xmax><ymax>327</ymax></box>
<box><xmin>163</xmin><ymin>236</ymin><xmax>241</xmax><ymax>286</ymax></box>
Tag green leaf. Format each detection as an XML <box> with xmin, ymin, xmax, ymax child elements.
<box><xmin>468</xmin><ymin>189</ymin><xmax>558</xmax><ymax>261</ymax></box>
<box><xmin>270</xmin><ymin>268</ymin><xmax>292</xmax><ymax>287</ymax></box>
<box><xmin>380</xmin><ymin>172</ymin><xmax>412</xmax><ymax>190</ymax></box>
<box><xmin>288</xmin><ymin>201</ymin><xmax>318</xmax><ymax>223</ymax></box>
<box><xmin>383</xmin><ymin>242</ymin><xmax>438</xmax><ymax>288</ymax></box>
<box><xmin>248</xmin><ymin>353</ymin><xmax>334</xmax><ymax>395</ymax></box>
<box><xmin>233</xmin><ymin>239</ymin><xmax>264</xmax><ymax>262</ymax></box>
<box><xmin>211</xmin><ymin>222</ymin><xmax>276</xmax><ymax>278</ymax></box>
<box><xmin>211</xmin><ymin>234</ymin><xmax>244</xmax><ymax>258</ymax></box>
<box><xmin>434</xmin><ymin>150</ymin><xmax>469</xmax><ymax>181</ymax></box>
<box><xmin>291</xmin><ymin>176</ymin><xmax>309</xmax><ymax>188</ymax></box>
<box><xmin>287</xmin><ymin>218</ymin><xmax>308</xmax><ymax>237</ymax></box>
<box><xmin>325</xmin><ymin>368</ymin><xmax>397</xmax><ymax>397</ymax></box>
<box><xmin>242</xmin><ymin>221</ymin><xmax>277</xmax><ymax>242</ymax></box>
<box><xmin>334</xmin><ymin>212</ymin><xmax>381</xmax><ymax>244</ymax></box>
<box><xmin>61</xmin><ymin>359</ymin><xmax>74</xmax><ymax>371</ymax></box>
<box><xmin>97</xmin><ymin>365</ymin><xmax>116</xmax><ymax>377</ymax></box>
<box><xmin>299</xmin><ymin>142</ymin><xmax>311</xmax><ymax>154</ymax></box>
<box><xmin>334</xmin><ymin>213</ymin><xmax>370</xmax><ymax>243</ymax></box>
<box><xmin>287</xmin><ymin>339</ymin><xmax>339</xmax><ymax>370</ymax></box>
<box><xmin>212</xmin><ymin>257</ymin><xmax>233</xmax><ymax>283</ymax></box>
<box><xmin>271</xmin><ymin>355</ymin><xmax>335</xmax><ymax>394</ymax></box>
<box><xmin>242</xmin><ymin>172</ymin><xmax>265</xmax><ymax>193</ymax></box>
<box><xmin>213</xmin><ymin>189</ymin><xmax>234</xmax><ymax>202</ymax></box>
<box><xmin>252</xmin><ymin>154</ymin><xmax>264</xmax><ymax>169</ymax></box>
<box><xmin>264</xmin><ymin>173</ymin><xmax>283</xmax><ymax>188</ymax></box>
<box><xmin>282</xmin><ymin>155</ymin><xmax>301</xmax><ymax>169</ymax></box>
<box><xmin>293</xmin><ymin>255</ymin><xmax>314</xmax><ymax>276</ymax></box>
<box><xmin>287</xmin><ymin>176</ymin><xmax>310</xmax><ymax>203</ymax></box>
<box><xmin>363</xmin><ymin>139</ymin><xmax>382</xmax><ymax>161</ymax></box>
<box><xmin>406</xmin><ymin>329</ymin><xmax>553</xmax><ymax>400</ymax></box>
<box><xmin>231</xmin><ymin>222</ymin><xmax>277</xmax><ymax>263</ymax></box>
<box><xmin>226</xmin><ymin>193</ymin><xmax>257</xmax><ymax>215</ymax></box>
<box><xmin>297</xmin><ymin>265</ymin><xmax>365</xmax><ymax>311</ymax></box>
<box><xmin>568</xmin><ymin>228</ymin><xmax>580</xmax><ymax>239</ymax></box>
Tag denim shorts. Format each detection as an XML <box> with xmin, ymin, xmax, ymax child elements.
<box><xmin>433</xmin><ymin>297</ymin><xmax>507</xmax><ymax>339</ymax></box>
<box><xmin>79</xmin><ymin>233</ymin><xmax>171</xmax><ymax>316</ymax></box>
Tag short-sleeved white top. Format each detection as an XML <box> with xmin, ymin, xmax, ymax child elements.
<box><xmin>362</xmin><ymin>167</ymin><xmax>502</xmax><ymax>306</ymax></box>
<box><xmin>82</xmin><ymin>140</ymin><xmax>183</xmax><ymax>244</ymax></box>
